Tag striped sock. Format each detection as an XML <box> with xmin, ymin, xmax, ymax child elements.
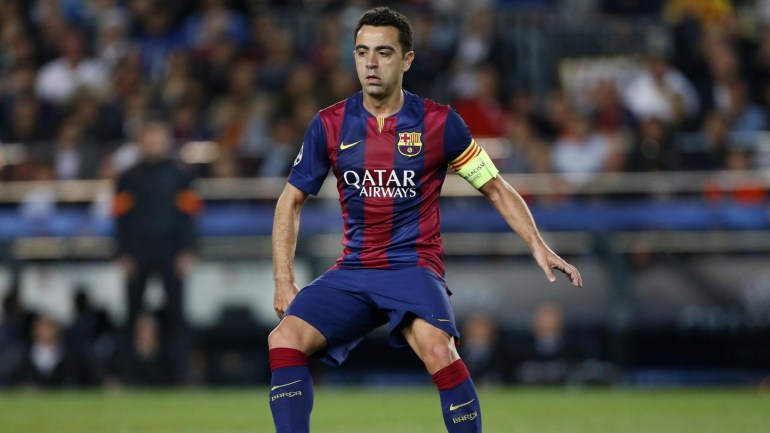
<box><xmin>432</xmin><ymin>359</ymin><xmax>482</xmax><ymax>432</ymax></box>
<box><xmin>269</xmin><ymin>348</ymin><xmax>313</xmax><ymax>433</ymax></box>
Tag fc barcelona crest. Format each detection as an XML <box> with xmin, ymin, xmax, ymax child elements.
<box><xmin>397</xmin><ymin>132</ymin><xmax>422</xmax><ymax>157</ymax></box>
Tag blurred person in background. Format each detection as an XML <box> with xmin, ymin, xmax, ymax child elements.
<box><xmin>0</xmin><ymin>63</ymin><xmax>40</xmax><ymax>118</ymax></box>
<box><xmin>182</xmin><ymin>0</ymin><xmax>250</xmax><ymax>53</ymax></box>
<box><xmin>65</xmin><ymin>286</ymin><xmax>117</xmax><ymax>387</ymax></box>
<box><xmin>720</xmin><ymin>78</ymin><xmax>767</xmax><ymax>133</ymax></box>
<box><xmin>459</xmin><ymin>312</ymin><xmax>511</xmax><ymax>385</ymax></box>
<box><xmin>135</xmin><ymin>2</ymin><xmax>184</xmax><ymax>83</ymax></box>
<box><xmin>195</xmin><ymin>37</ymin><xmax>239</xmax><ymax>100</ymax></box>
<box><xmin>506</xmin><ymin>88</ymin><xmax>557</xmax><ymax>141</ymax></box>
<box><xmin>550</xmin><ymin>111</ymin><xmax>619</xmax><ymax>186</ymax></box>
<box><xmin>1</xmin><ymin>93</ymin><xmax>51</xmax><ymax>148</ymax></box>
<box><xmin>52</xmin><ymin>116</ymin><xmax>98</xmax><ymax>180</ymax></box>
<box><xmin>403</xmin><ymin>9</ymin><xmax>456</xmax><ymax>99</ymax></box>
<box><xmin>113</xmin><ymin>120</ymin><xmax>201</xmax><ymax>385</ymax></box>
<box><xmin>586</xmin><ymin>79</ymin><xmax>636</xmax><ymax>138</ymax></box>
<box><xmin>94</xmin><ymin>8</ymin><xmax>131</xmax><ymax>70</ymax></box>
<box><xmin>124</xmin><ymin>312</ymin><xmax>172</xmax><ymax>387</ymax></box>
<box><xmin>258</xmin><ymin>116</ymin><xmax>298</xmax><ymax>178</ymax></box>
<box><xmin>625</xmin><ymin>116</ymin><xmax>679</xmax><ymax>172</ymax></box>
<box><xmin>541</xmin><ymin>89</ymin><xmax>573</xmax><ymax>141</ymax></box>
<box><xmin>208</xmin><ymin>150</ymin><xmax>241</xmax><ymax>178</ymax></box>
<box><xmin>679</xmin><ymin>110</ymin><xmax>729</xmax><ymax>170</ymax></box>
<box><xmin>29</xmin><ymin>0</ymin><xmax>71</xmax><ymax>65</ymax></box>
<box><xmin>19</xmin><ymin>162</ymin><xmax>60</xmax><ymax>236</ymax></box>
<box><xmin>0</xmin><ymin>290</ymin><xmax>27</xmax><ymax>387</ymax></box>
<box><xmin>452</xmin><ymin>64</ymin><xmax>505</xmax><ymax>138</ymax></box>
<box><xmin>307</xmin><ymin>11</ymin><xmax>348</xmax><ymax>78</ymax></box>
<box><xmin>268</xmin><ymin>7</ymin><xmax>581</xmax><ymax>433</ymax></box>
<box><xmin>280</xmin><ymin>65</ymin><xmax>321</xmax><ymax>116</ymax></box>
<box><xmin>68</xmin><ymin>93</ymin><xmax>116</xmax><ymax>144</ymax></box>
<box><xmin>498</xmin><ymin>115</ymin><xmax>551</xmax><ymax>175</ymax></box>
<box><xmin>209</xmin><ymin>95</ymin><xmax>265</xmax><ymax>162</ymax></box>
<box><xmin>0</xmin><ymin>15</ymin><xmax>37</xmax><ymax>71</ymax></box>
<box><xmin>516</xmin><ymin>302</ymin><xmax>572</xmax><ymax>385</ymax></box>
<box><xmin>704</xmin><ymin>147</ymin><xmax>768</xmax><ymax>204</ymax></box>
<box><xmin>208</xmin><ymin>58</ymin><xmax>271</xmax><ymax>161</ymax></box>
<box><xmin>448</xmin><ymin>6</ymin><xmax>504</xmax><ymax>102</ymax></box>
<box><xmin>320</xmin><ymin>65</ymin><xmax>359</xmax><ymax>108</ymax></box>
<box><xmin>119</xmin><ymin>89</ymin><xmax>153</xmax><ymax>143</ymax></box>
<box><xmin>623</xmin><ymin>51</ymin><xmax>700</xmax><ymax>129</ymax></box>
<box><xmin>169</xmin><ymin>103</ymin><xmax>212</xmax><ymax>151</ymax></box>
<box><xmin>108</xmin><ymin>52</ymin><xmax>145</xmax><ymax>118</ymax></box>
<box><xmin>34</xmin><ymin>27</ymin><xmax>108</xmax><ymax>106</ymax></box>
<box><xmin>15</xmin><ymin>313</ymin><xmax>77</xmax><ymax>388</ymax></box>
<box><xmin>256</xmin><ymin>22</ymin><xmax>297</xmax><ymax>96</ymax></box>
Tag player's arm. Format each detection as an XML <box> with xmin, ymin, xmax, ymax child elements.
<box><xmin>444</xmin><ymin>109</ymin><xmax>581</xmax><ymax>287</ymax></box>
<box><xmin>272</xmin><ymin>183</ymin><xmax>310</xmax><ymax>318</ymax></box>
<box><xmin>479</xmin><ymin>176</ymin><xmax>582</xmax><ymax>287</ymax></box>
<box><xmin>272</xmin><ymin>113</ymin><xmax>330</xmax><ymax>317</ymax></box>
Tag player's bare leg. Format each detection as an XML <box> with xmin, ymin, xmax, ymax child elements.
<box><xmin>403</xmin><ymin>318</ymin><xmax>461</xmax><ymax>374</ymax></box>
<box><xmin>267</xmin><ymin>316</ymin><xmax>326</xmax><ymax>433</ymax></box>
<box><xmin>268</xmin><ymin>315</ymin><xmax>327</xmax><ymax>354</ymax></box>
<box><xmin>404</xmin><ymin>318</ymin><xmax>482</xmax><ymax>432</ymax></box>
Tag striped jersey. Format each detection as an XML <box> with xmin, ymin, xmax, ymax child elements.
<box><xmin>288</xmin><ymin>90</ymin><xmax>482</xmax><ymax>277</ymax></box>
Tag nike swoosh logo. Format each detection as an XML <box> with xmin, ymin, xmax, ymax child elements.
<box><xmin>449</xmin><ymin>398</ymin><xmax>476</xmax><ymax>411</ymax></box>
<box><xmin>270</xmin><ymin>379</ymin><xmax>302</xmax><ymax>392</ymax></box>
<box><xmin>339</xmin><ymin>140</ymin><xmax>363</xmax><ymax>150</ymax></box>
<box><xmin>437</xmin><ymin>319</ymin><xmax>452</xmax><ymax>323</ymax></box>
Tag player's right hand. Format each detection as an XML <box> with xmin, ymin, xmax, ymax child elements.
<box><xmin>273</xmin><ymin>281</ymin><xmax>300</xmax><ymax>319</ymax></box>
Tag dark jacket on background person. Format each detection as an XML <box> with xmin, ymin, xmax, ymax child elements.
<box><xmin>113</xmin><ymin>158</ymin><xmax>200</xmax><ymax>256</ymax></box>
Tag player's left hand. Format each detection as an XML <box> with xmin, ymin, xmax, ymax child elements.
<box><xmin>274</xmin><ymin>281</ymin><xmax>300</xmax><ymax>319</ymax></box>
<box><xmin>532</xmin><ymin>245</ymin><xmax>582</xmax><ymax>287</ymax></box>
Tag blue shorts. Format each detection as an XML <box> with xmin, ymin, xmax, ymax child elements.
<box><xmin>284</xmin><ymin>267</ymin><xmax>459</xmax><ymax>367</ymax></box>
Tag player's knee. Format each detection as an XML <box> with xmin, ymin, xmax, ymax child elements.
<box><xmin>420</xmin><ymin>339</ymin><xmax>457</xmax><ymax>372</ymax></box>
<box><xmin>267</xmin><ymin>318</ymin><xmax>324</xmax><ymax>354</ymax></box>
<box><xmin>268</xmin><ymin>325</ymin><xmax>297</xmax><ymax>350</ymax></box>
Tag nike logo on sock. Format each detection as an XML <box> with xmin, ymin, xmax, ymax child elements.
<box><xmin>449</xmin><ymin>398</ymin><xmax>476</xmax><ymax>411</ymax></box>
<box><xmin>270</xmin><ymin>379</ymin><xmax>302</xmax><ymax>391</ymax></box>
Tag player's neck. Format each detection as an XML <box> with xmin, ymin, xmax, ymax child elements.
<box><xmin>362</xmin><ymin>88</ymin><xmax>404</xmax><ymax>118</ymax></box>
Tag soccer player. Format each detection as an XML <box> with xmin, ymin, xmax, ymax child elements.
<box><xmin>268</xmin><ymin>7</ymin><xmax>582</xmax><ymax>433</ymax></box>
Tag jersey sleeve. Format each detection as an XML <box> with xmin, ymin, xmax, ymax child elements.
<box><xmin>287</xmin><ymin>113</ymin><xmax>330</xmax><ymax>195</ymax></box>
<box><xmin>443</xmin><ymin>109</ymin><xmax>474</xmax><ymax>162</ymax></box>
<box><xmin>444</xmin><ymin>109</ymin><xmax>500</xmax><ymax>189</ymax></box>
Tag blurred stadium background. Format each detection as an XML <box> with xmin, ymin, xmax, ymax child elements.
<box><xmin>1</xmin><ymin>0</ymin><xmax>770</xmax><ymax>426</ymax></box>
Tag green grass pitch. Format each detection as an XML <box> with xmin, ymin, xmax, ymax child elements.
<box><xmin>1</xmin><ymin>387</ymin><xmax>768</xmax><ymax>433</ymax></box>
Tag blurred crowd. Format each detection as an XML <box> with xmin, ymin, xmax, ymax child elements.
<box><xmin>0</xmin><ymin>283</ymin><xmax>274</xmax><ymax>388</ymax></box>
<box><xmin>2</xmin><ymin>281</ymin><xmax>612</xmax><ymax>389</ymax></box>
<box><xmin>0</xmin><ymin>0</ymin><xmax>769</xmax><ymax>188</ymax></box>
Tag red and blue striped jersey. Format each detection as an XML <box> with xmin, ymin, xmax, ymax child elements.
<box><xmin>288</xmin><ymin>90</ymin><xmax>478</xmax><ymax>277</ymax></box>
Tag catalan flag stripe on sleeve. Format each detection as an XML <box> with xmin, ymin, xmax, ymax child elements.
<box><xmin>448</xmin><ymin>140</ymin><xmax>482</xmax><ymax>172</ymax></box>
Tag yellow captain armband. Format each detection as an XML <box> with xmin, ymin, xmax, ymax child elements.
<box><xmin>449</xmin><ymin>140</ymin><xmax>500</xmax><ymax>189</ymax></box>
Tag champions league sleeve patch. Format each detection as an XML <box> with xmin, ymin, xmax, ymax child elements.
<box><xmin>449</xmin><ymin>140</ymin><xmax>499</xmax><ymax>189</ymax></box>
<box><xmin>293</xmin><ymin>143</ymin><xmax>304</xmax><ymax>166</ymax></box>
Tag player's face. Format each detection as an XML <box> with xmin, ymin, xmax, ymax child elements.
<box><xmin>354</xmin><ymin>25</ymin><xmax>413</xmax><ymax>100</ymax></box>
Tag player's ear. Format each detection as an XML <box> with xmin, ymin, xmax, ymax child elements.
<box><xmin>402</xmin><ymin>51</ymin><xmax>414</xmax><ymax>72</ymax></box>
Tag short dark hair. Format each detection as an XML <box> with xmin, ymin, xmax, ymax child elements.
<box><xmin>354</xmin><ymin>7</ymin><xmax>413</xmax><ymax>57</ymax></box>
